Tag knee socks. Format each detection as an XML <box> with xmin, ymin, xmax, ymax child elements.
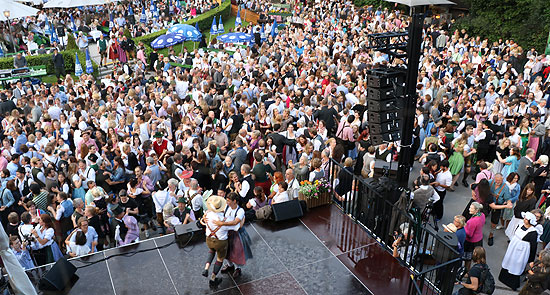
<box><xmin>206</xmin><ymin>251</ymin><xmax>215</xmax><ymax>265</ymax></box>
<box><xmin>213</xmin><ymin>261</ymin><xmax>222</xmax><ymax>275</ymax></box>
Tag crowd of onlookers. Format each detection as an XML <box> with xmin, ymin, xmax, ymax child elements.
<box><xmin>1</xmin><ymin>0</ymin><xmax>550</xmax><ymax>293</ymax></box>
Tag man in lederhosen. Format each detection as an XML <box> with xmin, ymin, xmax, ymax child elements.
<box><xmin>201</xmin><ymin>196</ymin><xmax>232</xmax><ymax>287</ymax></box>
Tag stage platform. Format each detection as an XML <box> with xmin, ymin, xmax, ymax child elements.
<box><xmin>26</xmin><ymin>204</ymin><xmax>411</xmax><ymax>295</ymax></box>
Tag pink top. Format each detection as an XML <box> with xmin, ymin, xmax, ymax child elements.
<box><xmin>137</xmin><ymin>49</ymin><xmax>147</xmax><ymax>66</ymax></box>
<box><xmin>475</xmin><ymin>169</ymin><xmax>493</xmax><ymax>184</ymax></box>
<box><xmin>464</xmin><ymin>214</ymin><xmax>485</xmax><ymax>243</ymax></box>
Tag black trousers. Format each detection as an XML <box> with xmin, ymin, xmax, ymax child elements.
<box><xmin>433</xmin><ymin>190</ymin><xmax>446</xmax><ymax>220</ymax></box>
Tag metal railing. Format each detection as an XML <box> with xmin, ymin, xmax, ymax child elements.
<box><xmin>327</xmin><ymin>159</ymin><xmax>461</xmax><ymax>295</ymax></box>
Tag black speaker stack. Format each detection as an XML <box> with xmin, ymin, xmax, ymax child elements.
<box><xmin>366</xmin><ymin>67</ymin><xmax>406</xmax><ymax>145</ymax></box>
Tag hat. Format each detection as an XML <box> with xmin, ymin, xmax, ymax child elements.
<box><xmin>88</xmin><ymin>153</ymin><xmax>98</xmax><ymax>163</ymax></box>
<box><xmin>181</xmin><ymin>170</ymin><xmax>193</xmax><ymax>179</ymax></box>
<box><xmin>177</xmin><ymin>196</ymin><xmax>186</xmax><ymax>203</ymax></box>
<box><xmin>206</xmin><ymin>195</ymin><xmax>227</xmax><ymax>213</ymax></box>
<box><xmin>112</xmin><ymin>204</ymin><xmax>124</xmax><ymax>216</ymax></box>
<box><xmin>522</xmin><ymin>211</ymin><xmax>537</xmax><ymax>226</ymax></box>
<box><xmin>202</xmin><ymin>189</ymin><xmax>213</xmax><ymax>201</ymax></box>
<box><xmin>443</xmin><ymin>223</ymin><xmax>458</xmax><ymax>233</ymax></box>
<box><xmin>153</xmin><ymin>131</ymin><xmax>163</xmax><ymax>138</ymax></box>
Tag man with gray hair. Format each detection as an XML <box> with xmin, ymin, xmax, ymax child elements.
<box><xmin>187</xmin><ymin>179</ymin><xmax>204</xmax><ymax>219</ymax></box>
<box><xmin>144</xmin><ymin>156</ymin><xmax>161</xmax><ymax>188</ymax></box>
<box><xmin>285</xmin><ymin>169</ymin><xmax>299</xmax><ymax>199</ymax></box>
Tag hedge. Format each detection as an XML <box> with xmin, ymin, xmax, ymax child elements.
<box><xmin>0</xmin><ymin>49</ymin><xmax>99</xmax><ymax>78</ymax></box>
<box><xmin>133</xmin><ymin>0</ymin><xmax>232</xmax><ymax>54</ymax></box>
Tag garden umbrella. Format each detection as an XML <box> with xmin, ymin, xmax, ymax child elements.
<box><xmin>217</xmin><ymin>32</ymin><xmax>254</xmax><ymax>44</ymax></box>
<box><xmin>109</xmin><ymin>12</ymin><xmax>114</xmax><ymax>29</ymax></box>
<box><xmin>85</xmin><ymin>48</ymin><xmax>93</xmax><ymax>74</ymax></box>
<box><xmin>168</xmin><ymin>24</ymin><xmax>201</xmax><ymax>41</ymax></box>
<box><xmin>210</xmin><ymin>16</ymin><xmax>217</xmax><ymax>35</ymax></box>
<box><xmin>0</xmin><ymin>0</ymin><xmax>39</xmax><ymax>21</ymax></box>
<box><xmin>384</xmin><ymin>0</ymin><xmax>454</xmax><ymax>5</ymax></box>
<box><xmin>195</xmin><ymin>21</ymin><xmax>199</xmax><ymax>32</ymax></box>
<box><xmin>50</xmin><ymin>23</ymin><xmax>59</xmax><ymax>44</ymax></box>
<box><xmin>128</xmin><ymin>5</ymin><xmax>133</xmax><ymax>16</ymax></box>
<box><xmin>75</xmin><ymin>52</ymin><xmax>83</xmax><ymax>76</ymax></box>
<box><xmin>218</xmin><ymin>16</ymin><xmax>224</xmax><ymax>34</ymax></box>
<box><xmin>44</xmin><ymin>17</ymin><xmax>52</xmax><ymax>35</ymax></box>
<box><xmin>270</xmin><ymin>18</ymin><xmax>277</xmax><ymax>38</ymax></box>
<box><xmin>44</xmin><ymin>0</ymin><xmax>106</xmax><ymax>8</ymax></box>
<box><xmin>235</xmin><ymin>7</ymin><xmax>241</xmax><ymax>27</ymax></box>
<box><xmin>140</xmin><ymin>6</ymin><xmax>147</xmax><ymax>23</ymax></box>
<box><xmin>260</xmin><ymin>24</ymin><xmax>265</xmax><ymax>42</ymax></box>
<box><xmin>150</xmin><ymin>32</ymin><xmax>185</xmax><ymax>49</ymax></box>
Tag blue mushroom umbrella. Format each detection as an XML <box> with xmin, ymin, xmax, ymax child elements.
<box><xmin>151</xmin><ymin>33</ymin><xmax>185</xmax><ymax>49</ymax></box>
<box><xmin>217</xmin><ymin>32</ymin><xmax>254</xmax><ymax>44</ymax></box>
<box><xmin>218</xmin><ymin>16</ymin><xmax>224</xmax><ymax>34</ymax></box>
<box><xmin>153</xmin><ymin>2</ymin><xmax>159</xmax><ymax>19</ymax></box>
<box><xmin>85</xmin><ymin>48</ymin><xmax>93</xmax><ymax>74</ymax></box>
<box><xmin>235</xmin><ymin>7</ymin><xmax>242</xmax><ymax>27</ymax></box>
<box><xmin>70</xmin><ymin>14</ymin><xmax>78</xmax><ymax>37</ymax></box>
<box><xmin>74</xmin><ymin>53</ymin><xmax>83</xmax><ymax>76</ymax></box>
<box><xmin>168</xmin><ymin>24</ymin><xmax>201</xmax><ymax>41</ymax></box>
<box><xmin>195</xmin><ymin>21</ymin><xmax>199</xmax><ymax>32</ymax></box>
<box><xmin>270</xmin><ymin>18</ymin><xmax>278</xmax><ymax>38</ymax></box>
<box><xmin>140</xmin><ymin>6</ymin><xmax>147</xmax><ymax>23</ymax></box>
<box><xmin>128</xmin><ymin>5</ymin><xmax>134</xmax><ymax>16</ymax></box>
<box><xmin>210</xmin><ymin>16</ymin><xmax>218</xmax><ymax>35</ymax></box>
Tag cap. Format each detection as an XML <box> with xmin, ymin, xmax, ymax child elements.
<box><xmin>119</xmin><ymin>189</ymin><xmax>127</xmax><ymax>197</ymax></box>
<box><xmin>177</xmin><ymin>196</ymin><xmax>186</xmax><ymax>203</ymax></box>
<box><xmin>112</xmin><ymin>204</ymin><xmax>124</xmax><ymax>216</ymax></box>
<box><xmin>521</xmin><ymin>211</ymin><xmax>537</xmax><ymax>226</ymax></box>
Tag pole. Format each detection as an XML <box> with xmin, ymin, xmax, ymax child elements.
<box><xmin>7</xmin><ymin>18</ymin><xmax>15</xmax><ymax>53</ymax></box>
<box><xmin>396</xmin><ymin>9</ymin><xmax>424</xmax><ymax>188</ymax></box>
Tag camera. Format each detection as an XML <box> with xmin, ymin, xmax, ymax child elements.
<box><xmin>22</xmin><ymin>234</ymin><xmax>35</xmax><ymax>245</ymax></box>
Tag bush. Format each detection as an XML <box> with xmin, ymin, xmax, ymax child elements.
<box><xmin>133</xmin><ymin>0</ymin><xmax>231</xmax><ymax>54</ymax></box>
<box><xmin>0</xmin><ymin>49</ymin><xmax>98</xmax><ymax>78</ymax></box>
<box><xmin>66</xmin><ymin>34</ymin><xmax>78</xmax><ymax>51</ymax></box>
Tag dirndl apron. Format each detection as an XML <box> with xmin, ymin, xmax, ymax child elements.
<box><xmin>501</xmin><ymin>226</ymin><xmax>536</xmax><ymax>275</ymax></box>
<box><xmin>227</xmin><ymin>227</ymin><xmax>253</xmax><ymax>265</ymax></box>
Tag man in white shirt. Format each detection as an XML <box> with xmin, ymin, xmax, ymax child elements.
<box><xmin>285</xmin><ymin>169</ymin><xmax>300</xmax><ymax>199</ymax></box>
<box><xmin>202</xmin><ymin>196</ymin><xmax>234</xmax><ymax>287</ymax></box>
<box><xmin>431</xmin><ymin>160</ymin><xmax>452</xmax><ymax>221</ymax></box>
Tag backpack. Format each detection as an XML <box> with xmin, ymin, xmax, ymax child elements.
<box><xmin>476</xmin><ymin>264</ymin><xmax>495</xmax><ymax>295</ymax></box>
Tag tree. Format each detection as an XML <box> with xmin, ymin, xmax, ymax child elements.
<box><xmin>66</xmin><ymin>34</ymin><xmax>78</xmax><ymax>51</ymax></box>
<box><xmin>454</xmin><ymin>0</ymin><xmax>550</xmax><ymax>52</ymax></box>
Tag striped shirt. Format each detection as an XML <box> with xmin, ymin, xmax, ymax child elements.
<box><xmin>33</xmin><ymin>191</ymin><xmax>49</xmax><ymax>211</ymax></box>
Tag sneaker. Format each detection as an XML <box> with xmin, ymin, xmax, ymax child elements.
<box><xmin>496</xmin><ymin>225</ymin><xmax>504</xmax><ymax>230</ymax></box>
<box><xmin>488</xmin><ymin>236</ymin><xmax>494</xmax><ymax>246</ymax></box>
<box><xmin>201</xmin><ymin>269</ymin><xmax>208</xmax><ymax>277</ymax></box>
<box><xmin>209</xmin><ymin>277</ymin><xmax>222</xmax><ymax>287</ymax></box>
<box><xmin>221</xmin><ymin>265</ymin><xmax>235</xmax><ymax>274</ymax></box>
<box><xmin>144</xmin><ymin>231</ymin><xmax>150</xmax><ymax>239</ymax></box>
<box><xmin>232</xmin><ymin>268</ymin><xmax>242</xmax><ymax>278</ymax></box>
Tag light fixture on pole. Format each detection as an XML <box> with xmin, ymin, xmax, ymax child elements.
<box><xmin>3</xmin><ymin>10</ymin><xmax>15</xmax><ymax>53</ymax></box>
<box><xmin>380</xmin><ymin>0</ymin><xmax>454</xmax><ymax>187</ymax></box>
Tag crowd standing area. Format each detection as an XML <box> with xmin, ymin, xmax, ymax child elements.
<box><xmin>1</xmin><ymin>0</ymin><xmax>550</xmax><ymax>292</ymax></box>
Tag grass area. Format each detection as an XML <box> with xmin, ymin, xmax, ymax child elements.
<box><xmin>40</xmin><ymin>74</ymin><xmax>79</xmax><ymax>84</ymax></box>
<box><xmin>158</xmin><ymin>15</ymin><xmax>250</xmax><ymax>56</ymax></box>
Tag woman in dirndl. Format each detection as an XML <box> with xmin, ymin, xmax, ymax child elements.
<box><xmin>217</xmin><ymin>193</ymin><xmax>253</xmax><ymax>278</ymax></box>
<box><xmin>30</xmin><ymin>214</ymin><xmax>63</xmax><ymax>266</ymax></box>
<box><xmin>499</xmin><ymin>212</ymin><xmax>539</xmax><ymax>291</ymax></box>
<box><xmin>506</xmin><ymin>183</ymin><xmax>536</xmax><ymax>240</ymax></box>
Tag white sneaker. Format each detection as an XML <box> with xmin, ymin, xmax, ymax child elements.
<box><xmin>496</xmin><ymin>225</ymin><xmax>504</xmax><ymax>230</ymax></box>
<box><xmin>145</xmin><ymin>231</ymin><xmax>150</xmax><ymax>238</ymax></box>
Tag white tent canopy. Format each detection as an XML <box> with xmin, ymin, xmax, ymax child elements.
<box><xmin>44</xmin><ymin>0</ymin><xmax>106</xmax><ymax>8</ymax></box>
<box><xmin>0</xmin><ymin>0</ymin><xmax>39</xmax><ymax>21</ymax></box>
<box><xmin>384</xmin><ymin>0</ymin><xmax>455</xmax><ymax>6</ymax></box>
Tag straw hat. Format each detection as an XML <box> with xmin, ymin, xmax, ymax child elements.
<box><xmin>206</xmin><ymin>195</ymin><xmax>226</xmax><ymax>213</ymax></box>
<box><xmin>443</xmin><ymin>223</ymin><xmax>457</xmax><ymax>233</ymax></box>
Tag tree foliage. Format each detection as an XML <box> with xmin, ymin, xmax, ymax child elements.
<box><xmin>454</xmin><ymin>0</ymin><xmax>550</xmax><ymax>52</ymax></box>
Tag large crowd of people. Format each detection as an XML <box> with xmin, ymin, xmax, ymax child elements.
<box><xmin>0</xmin><ymin>0</ymin><xmax>550</xmax><ymax>292</ymax></box>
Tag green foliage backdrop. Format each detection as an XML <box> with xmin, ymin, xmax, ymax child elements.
<box><xmin>454</xmin><ymin>0</ymin><xmax>550</xmax><ymax>52</ymax></box>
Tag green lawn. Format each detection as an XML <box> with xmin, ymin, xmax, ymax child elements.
<box><xmin>158</xmin><ymin>15</ymin><xmax>250</xmax><ymax>56</ymax></box>
<box><xmin>40</xmin><ymin>74</ymin><xmax>79</xmax><ymax>84</ymax></box>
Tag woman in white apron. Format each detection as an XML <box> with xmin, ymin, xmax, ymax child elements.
<box><xmin>499</xmin><ymin>211</ymin><xmax>539</xmax><ymax>291</ymax></box>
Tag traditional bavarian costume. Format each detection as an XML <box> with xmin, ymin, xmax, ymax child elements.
<box><xmin>224</xmin><ymin>205</ymin><xmax>252</xmax><ymax>268</ymax></box>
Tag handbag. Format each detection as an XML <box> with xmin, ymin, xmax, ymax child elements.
<box><xmin>255</xmin><ymin>205</ymin><xmax>273</xmax><ymax>220</ymax></box>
